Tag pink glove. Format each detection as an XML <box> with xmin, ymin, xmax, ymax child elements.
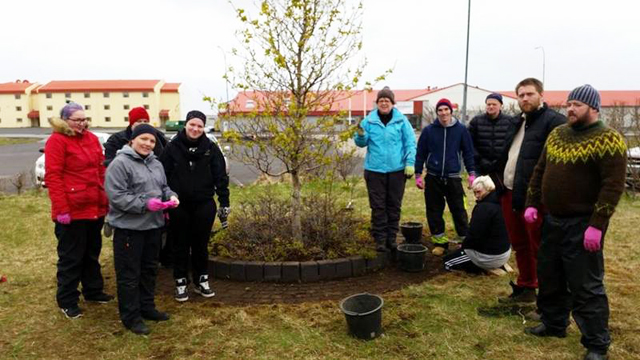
<box><xmin>468</xmin><ymin>174</ymin><xmax>476</xmax><ymax>188</ymax></box>
<box><xmin>164</xmin><ymin>199</ymin><xmax>179</xmax><ymax>209</ymax></box>
<box><xmin>584</xmin><ymin>226</ymin><xmax>603</xmax><ymax>252</ymax></box>
<box><xmin>415</xmin><ymin>177</ymin><xmax>424</xmax><ymax>190</ymax></box>
<box><xmin>524</xmin><ymin>207</ymin><xmax>538</xmax><ymax>224</ymax></box>
<box><xmin>147</xmin><ymin>198</ymin><xmax>168</xmax><ymax>212</ymax></box>
<box><xmin>56</xmin><ymin>213</ymin><xmax>71</xmax><ymax>224</ymax></box>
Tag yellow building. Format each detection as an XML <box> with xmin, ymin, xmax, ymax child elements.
<box><xmin>0</xmin><ymin>79</ymin><xmax>181</xmax><ymax>128</ymax></box>
<box><xmin>0</xmin><ymin>80</ymin><xmax>41</xmax><ymax>127</ymax></box>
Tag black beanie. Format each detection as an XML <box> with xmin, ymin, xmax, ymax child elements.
<box><xmin>485</xmin><ymin>93</ymin><xmax>503</xmax><ymax>104</ymax></box>
<box><xmin>131</xmin><ymin>123</ymin><xmax>156</xmax><ymax>140</ymax></box>
<box><xmin>186</xmin><ymin>110</ymin><xmax>206</xmax><ymax>125</ymax></box>
<box><xmin>376</xmin><ymin>86</ymin><xmax>395</xmax><ymax>104</ymax></box>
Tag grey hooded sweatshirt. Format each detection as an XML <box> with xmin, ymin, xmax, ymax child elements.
<box><xmin>105</xmin><ymin>145</ymin><xmax>176</xmax><ymax>230</ymax></box>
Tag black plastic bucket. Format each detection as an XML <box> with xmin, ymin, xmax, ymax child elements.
<box><xmin>400</xmin><ymin>222</ymin><xmax>423</xmax><ymax>243</ymax></box>
<box><xmin>339</xmin><ymin>293</ymin><xmax>384</xmax><ymax>340</ymax></box>
<box><xmin>397</xmin><ymin>243</ymin><xmax>428</xmax><ymax>272</ymax></box>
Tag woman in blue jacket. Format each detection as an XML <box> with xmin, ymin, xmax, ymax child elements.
<box><xmin>415</xmin><ymin>98</ymin><xmax>476</xmax><ymax>256</ymax></box>
<box><xmin>354</xmin><ymin>87</ymin><xmax>416</xmax><ymax>252</ymax></box>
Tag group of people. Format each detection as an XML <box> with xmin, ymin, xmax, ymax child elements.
<box><xmin>355</xmin><ymin>80</ymin><xmax>627</xmax><ymax>360</ymax></box>
<box><xmin>45</xmin><ymin>105</ymin><xmax>230</xmax><ymax>335</ymax></box>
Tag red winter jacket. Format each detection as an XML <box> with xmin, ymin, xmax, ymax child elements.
<box><xmin>45</xmin><ymin>118</ymin><xmax>108</xmax><ymax>221</ymax></box>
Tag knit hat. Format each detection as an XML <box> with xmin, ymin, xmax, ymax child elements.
<box><xmin>128</xmin><ymin>107</ymin><xmax>150</xmax><ymax>127</ymax></box>
<box><xmin>486</xmin><ymin>93</ymin><xmax>503</xmax><ymax>104</ymax></box>
<box><xmin>186</xmin><ymin>110</ymin><xmax>206</xmax><ymax>125</ymax></box>
<box><xmin>131</xmin><ymin>123</ymin><xmax>156</xmax><ymax>140</ymax></box>
<box><xmin>435</xmin><ymin>98</ymin><xmax>453</xmax><ymax>112</ymax></box>
<box><xmin>376</xmin><ymin>86</ymin><xmax>395</xmax><ymax>104</ymax></box>
<box><xmin>567</xmin><ymin>84</ymin><xmax>601</xmax><ymax>112</ymax></box>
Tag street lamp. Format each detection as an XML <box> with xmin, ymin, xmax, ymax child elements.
<box><xmin>217</xmin><ymin>46</ymin><xmax>230</xmax><ymax>105</ymax></box>
<box><xmin>461</xmin><ymin>0</ymin><xmax>471</xmax><ymax>124</ymax></box>
<box><xmin>535</xmin><ymin>46</ymin><xmax>546</xmax><ymax>86</ymax></box>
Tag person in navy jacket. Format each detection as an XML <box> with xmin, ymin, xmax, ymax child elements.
<box><xmin>354</xmin><ymin>87</ymin><xmax>417</xmax><ymax>252</ymax></box>
<box><xmin>415</xmin><ymin>98</ymin><xmax>476</xmax><ymax>256</ymax></box>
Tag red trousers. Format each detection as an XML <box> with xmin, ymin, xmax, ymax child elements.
<box><xmin>500</xmin><ymin>190</ymin><xmax>543</xmax><ymax>289</ymax></box>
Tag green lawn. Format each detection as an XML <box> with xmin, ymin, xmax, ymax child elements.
<box><xmin>0</xmin><ymin>183</ymin><xmax>639</xmax><ymax>359</ymax></box>
<box><xmin>0</xmin><ymin>137</ymin><xmax>41</xmax><ymax>146</ymax></box>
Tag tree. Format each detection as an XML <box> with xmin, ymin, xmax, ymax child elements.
<box><xmin>223</xmin><ymin>0</ymin><xmax>388</xmax><ymax>239</ymax></box>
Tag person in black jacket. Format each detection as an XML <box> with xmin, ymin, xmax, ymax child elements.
<box><xmin>496</xmin><ymin>78</ymin><xmax>566</xmax><ymax>304</ymax></box>
<box><xmin>103</xmin><ymin>107</ymin><xmax>168</xmax><ymax>167</ymax></box>
<box><xmin>467</xmin><ymin>93</ymin><xmax>515</xmax><ymax>178</ymax></box>
<box><xmin>159</xmin><ymin>110</ymin><xmax>229</xmax><ymax>302</ymax></box>
<box><xmin>443</xmin><ymin>176</ymin><xmax>511</xmax><ymax>273</ymax></box>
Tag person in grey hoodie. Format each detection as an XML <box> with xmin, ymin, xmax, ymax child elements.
<box><xmin>105</xmin><ymin>124</ymin><xmax>179</xmax><ymax>335</ymax></box>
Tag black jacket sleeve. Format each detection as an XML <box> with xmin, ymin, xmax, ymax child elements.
<box><xmin>209</xmin><ymin>142</ymin><xmax>230</xmax><ymax>207</ymax></box>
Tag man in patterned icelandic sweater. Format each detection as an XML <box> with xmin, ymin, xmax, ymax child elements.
<box><xmin>522</xmin><ymin>85</ymin><xmax>627</xmax><ymax>360</ymax></box>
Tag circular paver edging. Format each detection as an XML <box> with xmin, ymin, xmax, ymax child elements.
<box><xmin>209</xmin><ymin>252</ymin><xmax>393</xmax><ymax>283</ymax></box>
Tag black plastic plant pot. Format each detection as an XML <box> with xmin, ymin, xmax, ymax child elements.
<box><xmin>339</xmin><ymin>293</ymin><xmax>384</xmax><ymax>340</ymax></box>
<box><xmin>400</xmin><ymin>222</ymin><xmax>423</xmax><ymax>244</ymax></box>
<box><xmin>397</xmin><ymin>243</ymin><xmax>428</xmax><ymax>272</ymax></box>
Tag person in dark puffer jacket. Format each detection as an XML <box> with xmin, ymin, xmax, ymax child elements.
<box><xmin>159</xmin><ymin>110</ymin><xmax>229</xmax><ymax>302</ymax></box>
<box><xmin>468</xmin><ymin>93</ymin><xmax>516</xmax><ymax>178</ymax></box>
<box><xmin>443</xmin><ymin>176</ymin><xmax>511</xmax><ymax>273</ymax></box>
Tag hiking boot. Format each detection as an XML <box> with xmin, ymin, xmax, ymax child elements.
<box><xmin>141</xmin><ymin>309</ymin><xmax>170</xmax><ymax>322</ymax></box>
<box><xmin>525</xmin><ymin>308</ymin><xmax>542</xmax><ymax>321</ymax></box>
<box><xmin>175</xmin><ymin>278</ymin><xmax>189</xmax><ymax>302</ymax></box>
<box><xmin>431</xmin><ymin>245</ymin><xmax>447</xmax><ymax>257</ymax></box>
<box><xmin>128</xmin><ymin>320</ymin><xmax>151</xmax><ymax>335</ymax></box>
<box><xmin>194</xmin><ymin>275</ymin><xmax>215</xmax><ymax>298</ymax></box>
<box><xmin>498</xmin><ymin>281</ymin><xmax>537</xmax><ymax>304</ymax></box>
<box><xmin>84</xmin><ymin>292</ymin><xmax>114</xmax><ymax>304</ymax></box>
<box><xmin>583</xmin><ymin>350</ymin><xmax>608</xmax><ymax>360</ymax></box>
<box><xmin>60</xmin><ymin>306</ymin><xmax>83</xmax><ymax>319</ymax></box>
<box><xmin>524</xmin><ymin>323</ymin><xmax>566</xmax><ymax>338</ymax></box>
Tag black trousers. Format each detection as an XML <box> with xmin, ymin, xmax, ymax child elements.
<box><xmin>113</xmin><ymin>228</ymin><xmax>161</xmax><ymax>328</ymax></box>
<box><xmin>443</xmin><ymin>248</ymin><xmax>483</xmax><ymax>273</ymax></box>
<box><xmin>537</xmin><ymin>214</ymin><xmax>610</xmax><ymax>354</ymax></box>
<box><xmin>424</xmin><ymin>174</ymin><xmax>468</xmax><ymax>237</ymax></box>
<box><xmin>54</xmin><ymin>218</ymin><xmax>105</xmax><ymax>308</ymax></box>
<box><xmin>170</xmin><ymin>199</ymin><xmax>216</xmax><ymax>282</ymax></box>
<box><xmin>364</xmin><ymin>170</ymin><xmax>406</xmax><ymax>246</ymax></box>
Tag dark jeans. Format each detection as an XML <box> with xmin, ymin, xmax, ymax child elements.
<box><xmin>424</xmin><ymin>174</ymin><xmax>468</xmax><ymax>237</ymax></box>
<box><xmin>537</xmin><ymin>214</ymin><xmax>610</xmax><ymax>354</ymax></box>
<box><xmin>113</xmin><ymin>228</ymin><xmax>161</xmax><ymax>328</ymax></box>
<box><xmin>54</xmin><ymin>218</ymin><xmax>105</xmax><ymax>308</ymax></box>
<box><xmin>364</xmin><ymin>170</ymin><xmax>406</xmax><ymax>247</ymax></box>
<box><xmin>159</xmin><ymin>226</ymin><xmax>172</xmax><ymax>266</ymax></box>
<box><xmin>443</xmin><ymin>248</ymin><xmax>483</xmax><ymax>273</ymax></box>
<box><xmin>170</xmin><ymin>199</ymin><xmax>216</xmax><ymax>282</ymax></box>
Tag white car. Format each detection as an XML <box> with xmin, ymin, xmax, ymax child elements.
<box><xmin>35</xmin><ymin>132</ymin><xmax>111</xmax><ymax>188</ymax></box>
<box><xmin>627</xmin><ymin>146</ymin><xmax>640</xmax><ymax>190</ymax></box>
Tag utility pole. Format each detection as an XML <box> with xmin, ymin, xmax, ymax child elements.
<box><xmin>461</xmin><ymin>0</ymin><xmax>471</xmax><ymax>124</ymax></box>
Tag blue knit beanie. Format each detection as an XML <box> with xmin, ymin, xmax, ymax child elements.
<box><xmin>567</xmin><ymin>84</ymin><xmax>600</xmax><ymax>112</ymax></box>
<box><xmin>485</xmin><ymin>93</ymin><xmax>503</xmax><ymax>104</ymax></box>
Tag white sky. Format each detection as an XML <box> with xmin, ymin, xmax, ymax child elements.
<box><xmin>2</xmin><ymin>0</ymin><xmax>639</xmax><ymax>118</ymax></box>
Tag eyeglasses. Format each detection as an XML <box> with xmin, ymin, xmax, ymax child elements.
<box><xmin>67</xmin><ymin>118</ymin><xmax>88</xmax><ymax>123</ymax></box>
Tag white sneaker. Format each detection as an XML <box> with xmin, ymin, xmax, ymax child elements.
<box><xmin>175</xmin><ymin>278</ymin><xmax>189</xmax><ymax>302</ymax></box>
<box><xmin>194</xmin><ymin>275</ymin><xmax>215</xmax><ymax>298</ymax></box>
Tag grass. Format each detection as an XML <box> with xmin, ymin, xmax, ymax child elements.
<box><xmin>0</xmin><ymin>183</ymin><xmax>639</xmax><ymax>359</ymax></box>
<box><xmin>0</xmin><ymin>138</ymin><xmax>41</xmax><ymax>146</ymax></box>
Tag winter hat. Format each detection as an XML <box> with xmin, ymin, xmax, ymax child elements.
<box><xmin>435</xmin><ymin>98</ymin><xmax>453</xmax><ymax>112</ymax></box>
<box><xmin>128</xmin><ymin>107</ymin><xmax>150</xmax><ymax>127</ymax></box>
<box><xmin>567</xmin><ymin>84</ymin><xmax>601</xmax><ymax>112</ymax></box>
<box><xmin>186</xmin><ymin>110</ymin><xmax>206</xmax><ymax>125</ymax></box>
<box><xmin>485</xmin><ymin>93</ymin><xmax>503</xmax><ymax>104</ymax></box>
<box><xmin>131</xmin><ymin>123</ymin><xmax>156</xmax><ymax>140</ymax></box>
<box><xmin>60</xmin><ymin>102</ymin><xmax>84</xmax><ymax>120</ymax></box>
<box><xmin>376</xmin><ymin>86</ymin><xmax>395</xmax><ymax>104</ymax></box>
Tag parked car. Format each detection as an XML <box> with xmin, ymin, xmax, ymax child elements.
<box><xmin>165</xmin><ymin>120</ymin><xmax>186</xmax><ymax>132</ymax></box>
<box><xmin>627</xmin><ymin>146</ymin><xmax>640</xmax><ymax>190</ymax></box>
<box><xmin>34</xmin><ymin>132</ymin><xmax>111</xmax><ymax>188</ymax></box>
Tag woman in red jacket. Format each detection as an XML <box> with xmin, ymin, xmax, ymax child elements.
<box><xmin>45</xmin><ymin>102</ymin><xmax>112</xmax><ymax>319</ymax></box>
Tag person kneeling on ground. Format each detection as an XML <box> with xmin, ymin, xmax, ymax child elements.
<box><xmin>105</xmin><ymin>124</ymin><xmax>179</xmax><ymax>335</ymax></box>
<box><xmin>443</xmin><ymin>176</ymin><xmax>511</xmax><ymax>273</ymax></box>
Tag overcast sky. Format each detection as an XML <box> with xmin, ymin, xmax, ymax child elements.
<box><xmin>2</xmin><ymin>0</ymin><xmax>639</xmax><ymax>117</ymax></box>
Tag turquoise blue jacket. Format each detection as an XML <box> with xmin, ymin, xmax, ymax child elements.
<box><xmin>354</xmin><ymin>108</ymin><xmax>417</xmax><ymax>173</ymax></box>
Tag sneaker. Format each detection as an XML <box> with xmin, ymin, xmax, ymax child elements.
<box><xmin>103</xmin><ymin>222</ymin><xmax>113</xmax><ymax>238</ymax></box>
<box><xmin>583</xmin><ymin>350</ymin><xmax>608</xmax><ymax>360</ymax></box>
<box><xmin>431</xmin><ymin>246</ymin><xmax>447</xmax><ymax>257</ymax></box>
<box><xmin>524</xmin><ymin>323</ymin><xmax>566</xmax><ymax>338</ymax></box>
<box><xmin>141</xmin><ymin>309</ymin><xmax>170</xmax><ymax>322</ymax></box>
<box><xmin>194</xmin><ymin>275</ymin><xmax>215</xmax><ymax>298</ymax></box>
<box><xmin>128</xmin><ymin>320</ymin><xmax>151</xmax><ymax>335</ymax></box>
<box><xmin>84</xmin><ymin>292</ymin><xmax>114</xmax><ymax>303</ymax></box>
<box><xmin>525</xmin><ymin>308</ymin><xmax>542</xmax><ymax>321</ymax></box>
<box><xmin>61</xmin><ymin>306</ymin><xmax>83</xmax><ymax>319</ymax></box>
<box><xmin>498</xmin><ymin>281</ymin><xmax>537</xmax><ymax>304</ymax></box>
<box><xmin>175</xmin><ymin>278</ymin><xmax>189</xmax><ymax>302</ymax></box>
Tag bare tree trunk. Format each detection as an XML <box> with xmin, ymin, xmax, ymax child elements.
<box><xmin>291</xmin><ymin>170</ymin><xmax>303</xmax><ymax>240</ymax></box>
